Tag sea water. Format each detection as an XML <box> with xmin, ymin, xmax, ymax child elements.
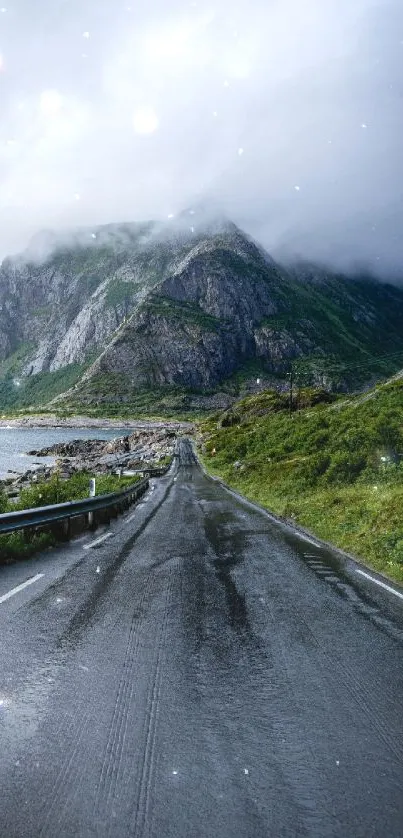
<box><xmin>0</xmin><ymin>427</ymin><xmax>129</xmax><ymax>478</ymax></box>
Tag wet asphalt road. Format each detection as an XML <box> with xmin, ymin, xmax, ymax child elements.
<box><xmin>1</xmin><ymin>440</ymin><xmax>403</xmax><ymax>838</ymax></box>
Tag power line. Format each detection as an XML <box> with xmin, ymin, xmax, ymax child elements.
<box><xmin>291</xmin><ymin>348</ymin><xmax>403</xmax><ymax>377</ymax></box>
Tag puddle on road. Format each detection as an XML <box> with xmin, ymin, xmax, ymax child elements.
<box><xmin>198</xmin><ymin>473</ymin><xmax>403</xmax><ymax>642</ymax></box>
<box><xmin>204</xmin><ymin>510</ymin><xmax>250</xmax><ymax>634</ymax></box>
<box><xmin>213</xmin><ymin>563</ymin><xmax>248</xmax><ymax>632</ymax></box>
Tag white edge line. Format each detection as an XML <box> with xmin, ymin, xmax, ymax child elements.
<box><xmin>83</xmin><ymin>532</ymin><xmax>113</xmax><ymax>550</ymax></box>
<box><xmin>213</xmin><ymin>473</ymin><xmax>403</xmax><ymax>603</ymax></box>
<box><xmin>298</xmin><ymin>534</ymin><xmax>320</xmax><ymax>547</ymax></box>
<box><xmin>125</xmin><ymin>513</ymin><xmax>137</xmax><ymax>524</ymax></box>
<box><xmin>355</xmin><ymin>568</ymin><xmax>403</xmax><ymax>601</ymax></box>
<box><xmin>0</xmin><ymin>573</ymin><xmax>44</xmax><ymax>605</ymax></box>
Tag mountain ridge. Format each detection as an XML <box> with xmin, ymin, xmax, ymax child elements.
<box><xmin>1</xmin><ymin>215</ymin><xmax>403</xmax><ymax>414</ymax></box>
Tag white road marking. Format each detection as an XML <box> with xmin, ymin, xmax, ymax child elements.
<box><xmin>0</xmin><ymin>573</ymin><xmax>44</xmax><ymax>605</ymax></box>
<box><xmin>298</xmin><ymin>534</ymin><xmax>319</xmax><ymax>547</ymax></box>
<box><xmin>355</xmin><ymin>568</ymin><xmax>403</xmax><ymax>601</ymax></box>
<box><xmin>83</xmin><ymin>532</ymin><xmax>113</xmax><ymax>550</ymax></box>
<box><xmin>125</xmin><ymin>513</ymin><xmax>137</xmax><ymax>524</ymax></box>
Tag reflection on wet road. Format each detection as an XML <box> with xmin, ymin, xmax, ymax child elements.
<box><xmin>0</xmin><ymin>439</ymin><xmax>403</xmax><ymax>837</ymax></box>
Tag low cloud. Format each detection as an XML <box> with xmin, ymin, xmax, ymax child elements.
<box><xmin>0</xmin><ymin>0</ymin><xmax>402</xmax><ymax>274</ymax></box>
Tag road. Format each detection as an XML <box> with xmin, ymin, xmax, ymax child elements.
<box><xmin>0</xmin><ymin>439</ymin><xmax>403</xmax><ymax>837</ymax></box>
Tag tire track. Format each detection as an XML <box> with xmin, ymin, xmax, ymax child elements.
<box><xmin>34</xmin><ymin>477</ymin><xmax>178</xmax><ymax>837</ymax></box>
<box><xmin>38</xmin><ymin>574</ymin><xmax>155</xmax><ymax>836</ymax></box>
<box><xmin>95</xmin><ymin>570</ymin><xmax>155</xmax><ymax>820</ymax></box>
<box><xmin>282</xmin><ymin>597</ymin><xmax>403</xmax><ymax>767</ymax></box>
<box><xmin>58</xmin><ymin>475</ymin><xmax>175</xmax><ymax>646</ymax></box>
<box><xmin>38</xmin><ymin>704</ymin><xmax>92</xmax><ymax>838</ymax></box>
<box><xmin>91</xmin><ymin>561</ymin><xmax>175</xmax><ymax>838</ymax></box>
<box><xmin>239</xmin><ymin>594</ymin><xmax>337</xmax><ymax>837</ymax></box>
<box><xmin>129</xmin><ymin>563</ymin><xmax>175</xmax><ymax>838</ymax></box>
<box><xmin>324</xmin><ymin>646</ymin><xmax>403</xmax><ymax>766</ymax></box>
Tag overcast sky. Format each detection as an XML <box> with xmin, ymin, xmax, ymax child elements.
<box><xmin>0</xmin><ymin>0</ymin><xmax>402</xmax><ymax>272</ymax></box>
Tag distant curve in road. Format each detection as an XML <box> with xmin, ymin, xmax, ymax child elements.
<box><xmin>0</xmin><ymin>439</ymin><xmax>403</xmax><ymax>837</ymax></box>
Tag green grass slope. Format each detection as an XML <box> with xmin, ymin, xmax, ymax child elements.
<box><xmin>0</xmin><ymin>364</ymin><xmax>88</xmax><ymax>413</ymax></box>
<box><xmin>199</xmin><ymin>378</ymin><xmax>403</xmax><ymax>584</ymax></box>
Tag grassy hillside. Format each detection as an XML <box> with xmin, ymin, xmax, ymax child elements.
<box><xmin>199</xmin><ymin>378</ymin><xmax>403</xmax><ymax>584</ymax></box>
<box><xmin>0</xmin><ymin>364</ymin><xmax>88</xmax><ymax>412</ymax></box>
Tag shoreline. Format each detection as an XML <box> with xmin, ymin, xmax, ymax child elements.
<box><xmin>0</xmin><ymin>424</ymin><xmax>180</xmax><ymax>491</ymax></box>
<box><xmin>0</xmin><ymin>415</ymin><xmax>193</xmax><ymax>431</ymax></box>
<box><xmin>0</xmin><ymin>419</ymin><xmax>193</xmax><ymax>482</ymax></box>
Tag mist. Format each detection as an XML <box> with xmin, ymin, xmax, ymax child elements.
<box><xmin>0</xmin><ymin>0</ymin><xmax>402</xmax><ymax>275</ymax></box>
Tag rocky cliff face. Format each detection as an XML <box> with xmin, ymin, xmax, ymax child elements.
<box><xmin>0</xmin><ymin>220</ymin><xmax>210</xmax><ymax>374</ymax></box>
<box><xmin>86</xmin><ymin>229</ymin><xmax>286</xmax><ymax>390</ymax></box>
<box><xmin>82</xmin><ymin>227</ymin><xmax>403</xmax><ymax>394</ymax></box>
<box><xmin>1</xmin><ymin>215</ymin><xmax>403</xmax><ymax>408</ymax></box>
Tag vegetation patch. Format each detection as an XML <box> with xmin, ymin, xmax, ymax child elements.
<box><xmin>0</xmin><ymin>363</ymin><xmax>88</xmax><ymax>412</ymax></box>
<box><xmin>56</xmin><ymin>372</ymin><xmax>219</xmax><ymax>420</ymax></box>
<box><xmin>0</xmin><ymin>342</ymin><xmax>36</xmax><ymax>380</ymax></box>
<box><xmin>105</xmin><ymin>278</ymin><xmax>141</xmax><ymax>309</ymax></box>
<box><xmin>146</xmin><ymin>295</ymin><xmax>222</xmax><ymax>331</ymax></box>
<box><xmin>0</xmin><ymin>471</ymin><xmax>140</xmax><ymax>563</ymax></box>
<box><xmin>199</xmin><ymin>378</ymin><xmax>403</xmax><ymax>584</ymax></box>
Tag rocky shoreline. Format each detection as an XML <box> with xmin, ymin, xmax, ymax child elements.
<box><xmin>1</xmin><ymin>423</ymin><xmax>192</xmax><ymax>501</ymax></box>
<box><xmin>0</xmin><ymin>415</ymin><xmax>193</xmax><ymax>430</ymax></box>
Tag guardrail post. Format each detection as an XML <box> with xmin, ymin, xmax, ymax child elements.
<box><xmin>55</xmin><ymin>518</ymin><xmax>71</xmax><ymax>542</ymax></box>
<box><xmin>88</xmin><ymin>478</ymin><xmax>96</xmax><ymax>529</ymax></box>
<box><xmin>23</xmin><ymin>526</ymin><xmax>33</xmax><ymax>544</ymax></box>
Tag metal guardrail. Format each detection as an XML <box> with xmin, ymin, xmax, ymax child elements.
<box><xmin>141</xmin><ymin>466</ymin><xmax>172</xmax><ymax>477</ymax></box>
<box><xmin>0</xmin><ymin>477</ymin><xmax>150</xmax><ymax>536</ymax></box>
<box><xmin>114</xmin><ymin>466</ymin><xmax>172</xmax><ymax>477</ymax></box>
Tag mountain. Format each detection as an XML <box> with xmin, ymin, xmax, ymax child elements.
<box><xmin>1</xmin><ymin>215</ymin><xmax>403</xmax><ymax>414</ymax></box>
<box><xmin>0</xmin><ymin>219</ymin><xmax>207</xmax><ymax>375</ymax></box>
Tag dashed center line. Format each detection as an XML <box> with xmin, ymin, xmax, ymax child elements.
<box><xmin>83</xmin><ymin>533</ymin><xmax>113</xmax><ymax>550</ymax></box>
<box><xmin>0</xmin><ymin>573</ymin><xmax>44</xmax><ymax>605</ymax></box>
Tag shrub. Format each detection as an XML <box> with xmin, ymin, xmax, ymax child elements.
<box><xmin>17</xmin><ymin>472</ymin><xmax>139</xmax><ymax>510</ymax></box>
<box><xmin>325</xmin><ymin>452</ymin><xmax>367</xmax><ymax>484</ymax></box>
<box><xmin>373</xmin><ymin>412</ymin><xmax>402</xmax><ymax>450</ymax></box>
<box><xmin>219</xmin><ymin>411</ymin><xmax>241</xmax><ymax>428</ymax></box>
<box><xmin>308</xmin><ymin>452</ymin><xmax>331</xmax><ymax>479</ymax></box>
<box><xmin>0</xmin><ymin>487</ymin><xmax>8</xmax><ymax>514</ymax></box>
<box><xmin>0</xmin><ymin>531</ymin><xmax>55</xmax><ymax>563</ymax></box>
